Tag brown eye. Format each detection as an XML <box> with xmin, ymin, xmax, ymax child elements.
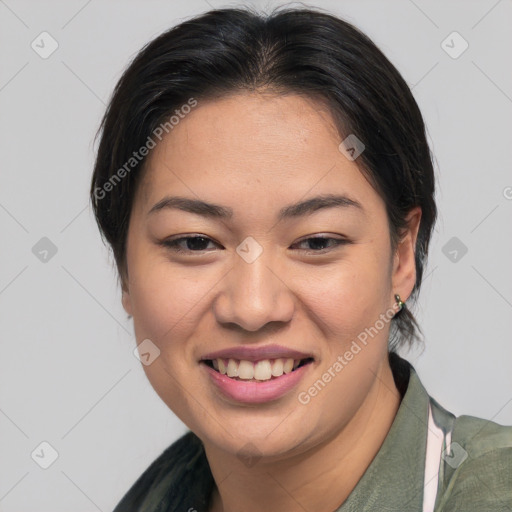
<box><xmin>162</xmin><ymin>236</ymin><xmax>219</xmax><ymax>253</ymax></box>
<box><xmin>293</xmin><ymin>236</ymin><xmax>350</xmax><ymax>253</ymax></box>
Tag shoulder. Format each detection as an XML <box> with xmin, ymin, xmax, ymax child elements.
<box><xmin>113</xmin><ymin>431</ymin><xmax>213</xmax><ymax>512</ymax></box>
<box><xmin>454</xmin><ymin>413</ymin><xmax>512</xmax><ymax>456</ymax></box>
<box><xmin>437</xmin><ymin>414</ymin><xmax>512</xmax><ymax>511</ymax></box>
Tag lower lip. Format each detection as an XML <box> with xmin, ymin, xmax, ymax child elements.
<box><xmin>202</xmin><ymin>362</ymin><xmax>312</xmax><ymax>404</ymax></box>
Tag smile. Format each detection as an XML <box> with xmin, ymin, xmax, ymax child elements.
<box><xmin>202</xmin><ymin>357</ymin><xmax>314</xmax><ymax>382</ymax></box>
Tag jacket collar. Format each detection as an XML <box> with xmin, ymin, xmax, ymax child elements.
<box><xmin>335</xmin><ymin>353</ymin><xmax>429</xmax><ymax>511</ymax></box>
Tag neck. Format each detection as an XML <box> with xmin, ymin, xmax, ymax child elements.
<box><xmin>205</xmin><ymin>356</ymin><xmax>402</xmax><ymax>512</ymax></box>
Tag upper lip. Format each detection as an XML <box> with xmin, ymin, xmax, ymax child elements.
<box><xmin>201</xmin><ymin>344</ymin><xmax>314</xmax><ymax>362</ymax></box>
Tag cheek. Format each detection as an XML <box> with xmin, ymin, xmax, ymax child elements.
<box><xmin>293</xmin><ymin>261</ymin><xmax>392</xmax><ymax>436</ymax></box>
<box><xmin>300</xmin><ymin>252</ymin><xmax>390</xmax><ymax>338</ymax></box>
<box><xmin>127</xmin><ymin>261</ymin><xmax>215</xmax><ymax>429</ymax></box>
<box><xmin>128</xmin><ymin>254</ymin><xmax>213</xmax><ymax>338</ymax></box>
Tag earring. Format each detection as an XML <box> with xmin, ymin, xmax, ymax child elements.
<box><xmin>394</xmin><ymin>294</ymin><xmax>404</xmax><ymax>312</ymax></box>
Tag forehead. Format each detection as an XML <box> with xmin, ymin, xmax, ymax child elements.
<box><xmin>151</xmin><ymin>92</ymin><xmax>341</xmax><ymax>166</ymax></box>
<box><xmin>136</xmin><ymin>92</ymin><xmax>383</xmax><ymax>219</ymax></box>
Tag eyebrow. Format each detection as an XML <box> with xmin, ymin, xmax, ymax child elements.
<box><xmin>148</xmin><ymin>193</ymin><xmax>365</xmax><ymax>221</ymax></box>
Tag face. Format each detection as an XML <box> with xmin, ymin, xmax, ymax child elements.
<box><xmin>122</xmin><ymin>92</ymin><xmax>420</xmax><ymax>461</ymax></box>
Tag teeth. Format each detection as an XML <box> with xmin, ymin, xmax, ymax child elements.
<box><xmin>238</xmin><ymin>360</ymin><xmax>254</xmax><ymax>380</ymax></box>
<box><xmin>271</xmin><ymin>359</ymin><xmax>284</xmax><ymax>377</ymax></box>
<box><xmin>227</xmin><ymin>358</ymin><xmax>239</xmax><ymax>377</ymax></box>
<box><xmin>254</xmin><ymin>360</ymin><xmax>272</xmax><ymax>381</ymax></box>
<box><xmin>283</xmin><ymin>358</ymin><xmax>294</xmax><ymax>374</ymax></box>
<box><xmin>214</xmin><ymin>357</ymin><xmax>306</xmax><ymax>381</ymax></box>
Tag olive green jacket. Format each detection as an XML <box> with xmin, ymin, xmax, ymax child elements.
<box><xmin>113</xmin><ymin>353</ymin><xmax>512</xmax><ymax>511</ymax></box>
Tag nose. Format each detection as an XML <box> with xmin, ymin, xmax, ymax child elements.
<box><xmin>213</xmin><ymin>249</ymin><xmax>295</xmax><ymax>333</ymax></box>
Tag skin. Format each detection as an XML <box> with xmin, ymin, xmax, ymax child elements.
<box><xmin>121</xmin><ymin>91</ymin><xmax>421</xmax><ymax>511</ymax></box>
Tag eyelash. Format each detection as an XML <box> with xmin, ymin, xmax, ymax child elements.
<box><xmin>161</xmin><ymin>235</ymin><xmax>350</xmax><ymax>255</ymax></box>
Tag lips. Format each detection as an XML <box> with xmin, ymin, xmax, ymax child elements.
<box><xmin>201</xmin><ymin>360</ymin><xmax>314</xmax><ymax>404</ymax></box>
<box><xmin>200</xmin><ymin>343</ymin><xmax>315</xmax><ymax>390</ymax></box>
<box><xmin>201</xmin><ymin>344</ymin><xmax>314</xmax><ymax>362</ymax></box>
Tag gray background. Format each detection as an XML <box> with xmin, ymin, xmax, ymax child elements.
<box><xmin>0</xmin><ymin>0</ymin><xmax>511</xmax><ymax>510</ymax></box>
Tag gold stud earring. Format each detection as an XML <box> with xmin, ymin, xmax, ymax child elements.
<box><xmin>394</xmin><ymin>294</ymin><xmax>404</xmax><ymax>312</ymax></box>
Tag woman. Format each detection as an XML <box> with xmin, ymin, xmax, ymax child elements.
<box><xmin>90</xmin><ymin>6</ymin><xmax>512</xmax><ymax>512</ymax></box>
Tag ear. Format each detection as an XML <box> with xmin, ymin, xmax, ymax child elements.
<box><xmin>391</xmin><ymin>206</ymin><xmax>422</xmax><ymax>302</ymax></box>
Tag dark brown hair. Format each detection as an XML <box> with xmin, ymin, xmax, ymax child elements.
<box><xmin>90</xmin><ymin>5</ymin><xmax>437</xmax><ymax>351</ymax></box>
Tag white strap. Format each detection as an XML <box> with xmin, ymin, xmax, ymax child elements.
<box><xmin>422</xmin><ymin>402</ymin><xmax>447</xmax><ymax>512</ymax></box>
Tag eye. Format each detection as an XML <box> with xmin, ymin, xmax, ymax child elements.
<box><xmin>292</xmin><ymin>236</ymin><xmax>350</xmax><ymax>254</ymax></box>
<box><xmin>161</xmin><ymin>235</ymin><xmax>219</xmax><ymax>253</ymax></box>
